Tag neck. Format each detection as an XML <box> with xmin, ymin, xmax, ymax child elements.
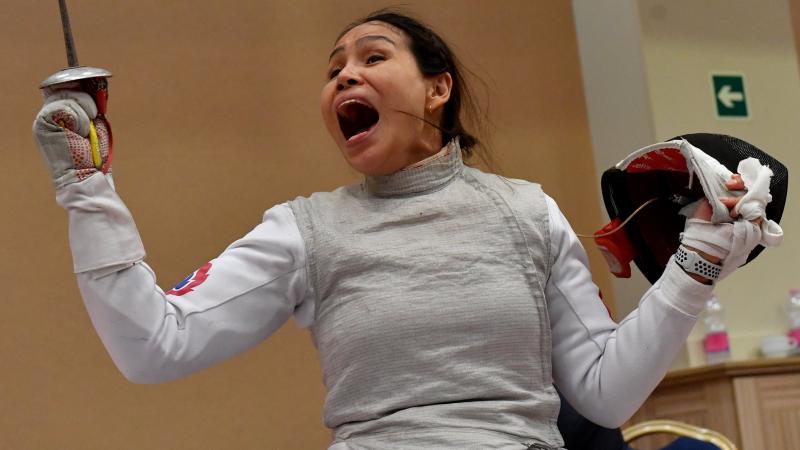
<box><xmin>364</xmin><ymin>138</ymin><xmax>463</xmax><ymax>198</ymax></box>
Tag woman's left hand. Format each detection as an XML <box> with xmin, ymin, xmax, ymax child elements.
<box><xmin>719</xmin><ymin>174</ymin><xmax>764</xmax><ymax>225</ymax></box>
<box><xmin>681</xmin><ymin>174</ymin><xmax>765</xmax><ymax>283</ymax></box>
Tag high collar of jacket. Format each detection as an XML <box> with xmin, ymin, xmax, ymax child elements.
<box><xmin>364</xmin><ymin>139</ymin><xmax>464</xmax><ymax>198</ymax></box>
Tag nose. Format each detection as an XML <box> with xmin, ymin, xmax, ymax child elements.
<box><xmin>336</xmin><ymin>65</ymin><xmax>363</xmax><ymax>91</ymax></box>
<box><xmin>337</xmin><ymin>79</ymin><xmax>358</xmax><ymax>91</ymax></box>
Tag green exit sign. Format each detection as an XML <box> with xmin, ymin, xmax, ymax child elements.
<box><xmin>711</xmin><ymin>73</ymin><xmax>749</xmax><ymax>119</ymax></box>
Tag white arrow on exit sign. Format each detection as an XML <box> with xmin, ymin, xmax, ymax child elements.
<box><xmin>711</xmin><ymin>73</ymin><xmax>748</xmax><ymax>118</ymax></box>
<box><xmin>717</xmin><ymin>85</ymin><xmax>744</xmax><ymax>108</ymax></box>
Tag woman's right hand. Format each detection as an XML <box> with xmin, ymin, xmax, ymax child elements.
<box><xmin>32</xmin><ymin>88</ymin><xmax>112</xmax><ymax>189</ymax></box>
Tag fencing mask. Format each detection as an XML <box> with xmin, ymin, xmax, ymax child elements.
<box><xmin>595</xmin><ymin>133</ymin><xmax>788</xmax><ymax>284</ymax></box>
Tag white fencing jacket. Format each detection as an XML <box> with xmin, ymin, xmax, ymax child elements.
<box><xmin>57</xmin><ymin>159</ymin><xmax>712</xmax><ymax>445</ymax></box>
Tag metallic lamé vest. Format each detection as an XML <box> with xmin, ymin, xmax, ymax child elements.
<box><xmin>289</xmin><ymin>141</ymin><xmax>563</xmax><ymax>449</ymax></box>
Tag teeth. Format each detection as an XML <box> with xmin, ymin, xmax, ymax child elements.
<box><xmin>336</xmin><ymin>98</ymin><xmax>379</xmax><ymax>141</ymax></box>
<box><xmin>337</xmin><ymin>99</ymin><xmax>371</xmax><ymax>114</ymax></box>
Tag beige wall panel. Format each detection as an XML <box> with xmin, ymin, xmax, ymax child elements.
<box><xmin>576</xmin><ymin>0</ymin><xmax>800</xmax><ymax>365</ymax></box>
<box><xmin>637</xmin><ymin>0</ymin><xmax>800</xmax><ymax>364</ymax></box>
<box><xmin>0</xmin><ymin>1</ymin><xmax>607</xmax><ymax>448</ymax></box>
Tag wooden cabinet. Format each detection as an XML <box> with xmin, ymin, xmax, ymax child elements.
<box><xmin>625</xmin><ymin>357</ymin><xmax>800</xmax><ymax>450</ymax></box>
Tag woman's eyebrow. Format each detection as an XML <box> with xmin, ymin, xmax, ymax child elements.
<box><xmin>328</xmin><ymin>35</ymin><xmax>397</xmax><ymax>61</ymax></box>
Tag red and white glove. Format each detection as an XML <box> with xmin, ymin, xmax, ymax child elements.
<box><xmin>32</xmin><ymin>89</ymin><xmax>112</xmax><ymax>189</ymax></box>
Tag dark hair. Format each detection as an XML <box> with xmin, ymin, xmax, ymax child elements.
<box><xmin>338</xmin><ymin>9</ymin><xmax>493</xmax><ymax>168</ymax></box>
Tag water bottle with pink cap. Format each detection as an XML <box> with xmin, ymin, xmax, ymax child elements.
<box><xmin>702</xmin><ymin>295</ymin><xmax>731</xmax><ymax>364</ymax></box>
<box><xmin>788</xmin><ymin>289</ymin><xmax>800</xmax><ymax>354</ymax></box>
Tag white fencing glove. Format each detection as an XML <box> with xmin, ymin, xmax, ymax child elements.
<box><xmin>32</xmin><ymin>89</ymin><xmax>112</xmax><ymax>189</ymax></box>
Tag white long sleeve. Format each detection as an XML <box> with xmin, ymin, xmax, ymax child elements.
<box><xmin>57</xmin><ymin>173</ymin><xmax>311</xmax><ymax>384</ymax></box>
<box><xmin>544</xmin><ymin>195</ymin><xmax>713</xmax><ymax>428</ymax></box>
<box><xmin>57</xmin><ymin>172</ymin><xmax>712</xmax><ymax>426</ymax></box>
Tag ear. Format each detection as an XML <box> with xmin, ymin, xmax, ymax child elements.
<box><xmin>427</xmin><ymin>72</ymin><xmax>453</xmax><ymax>112</ymax></box>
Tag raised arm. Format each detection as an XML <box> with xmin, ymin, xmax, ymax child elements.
<box><xmin>33</xmin><ymin>90</ymin><xmax>311</xmax><ymax>384</ymax></box>
<box><xmin>544</xmin><ymin>195</ymin><xmax>712</xmax><ymax>428</ymax></box>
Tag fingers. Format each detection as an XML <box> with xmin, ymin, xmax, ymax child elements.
<box><xmin>719</xmin><ymin>197</ymin><xmax>740</xmax><ymax>218</ymax></box>
<box><xmin>37</xmin><ymin>99</ymin><xmax>92</xmax><ymax>137</ymax></box>
<box><xmin>720</xmin><ymin>196</ymin><xmax>738</xmax><ymax>209</ymax></box>
<box><xmin>721</xmin><ymin>174</ymin><xmax>746</xmax><ymax>219</ymax></box>
<box><xmin>41</xmin><ymin>81</ymin><xmax>82</xmax><ymax>98</ymax></box>
<box><xmin>719</xmin><ymin>196</ymin><xmax>763</xmax><ymax>225</ymax></box>
<box><xmin>691</xmin><ymin>198</ymin><xmax>714</xmax><ymax>220</ymax></box>
<box><xmin>45</xmin><ymin>90</ymin><xmax>98</xmax><ymax>120</ymax></box>
<box><xmin>724</xmin><ymin>174</ymin><xmax>745</xmax><ymax>190</ymax></box>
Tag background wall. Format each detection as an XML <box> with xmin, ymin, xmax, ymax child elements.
<box><xmin>574</xmin><ymin>0</ymin><xmax>800</xmax><ymax>366</ymax></box>
<box><xmin>640</xmin><ymin>0</ymin><xmax>800</xmax><ymax>364</ymax></box>
<box><xmin>0</xmin><ymin>1</ymin><xmax>608</xmax><ymax>448</ymax></box>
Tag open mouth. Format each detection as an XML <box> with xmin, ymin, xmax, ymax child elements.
<box><xmin>337</xmin><ymin>100</ymin><xmax>380</xmax><ymax>142</ymax></box>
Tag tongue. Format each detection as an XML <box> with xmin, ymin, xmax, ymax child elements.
<box><xmin>340</xmin><ymin>103</ymin><xmax>379</xmax><ymax>139</ymax></box>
